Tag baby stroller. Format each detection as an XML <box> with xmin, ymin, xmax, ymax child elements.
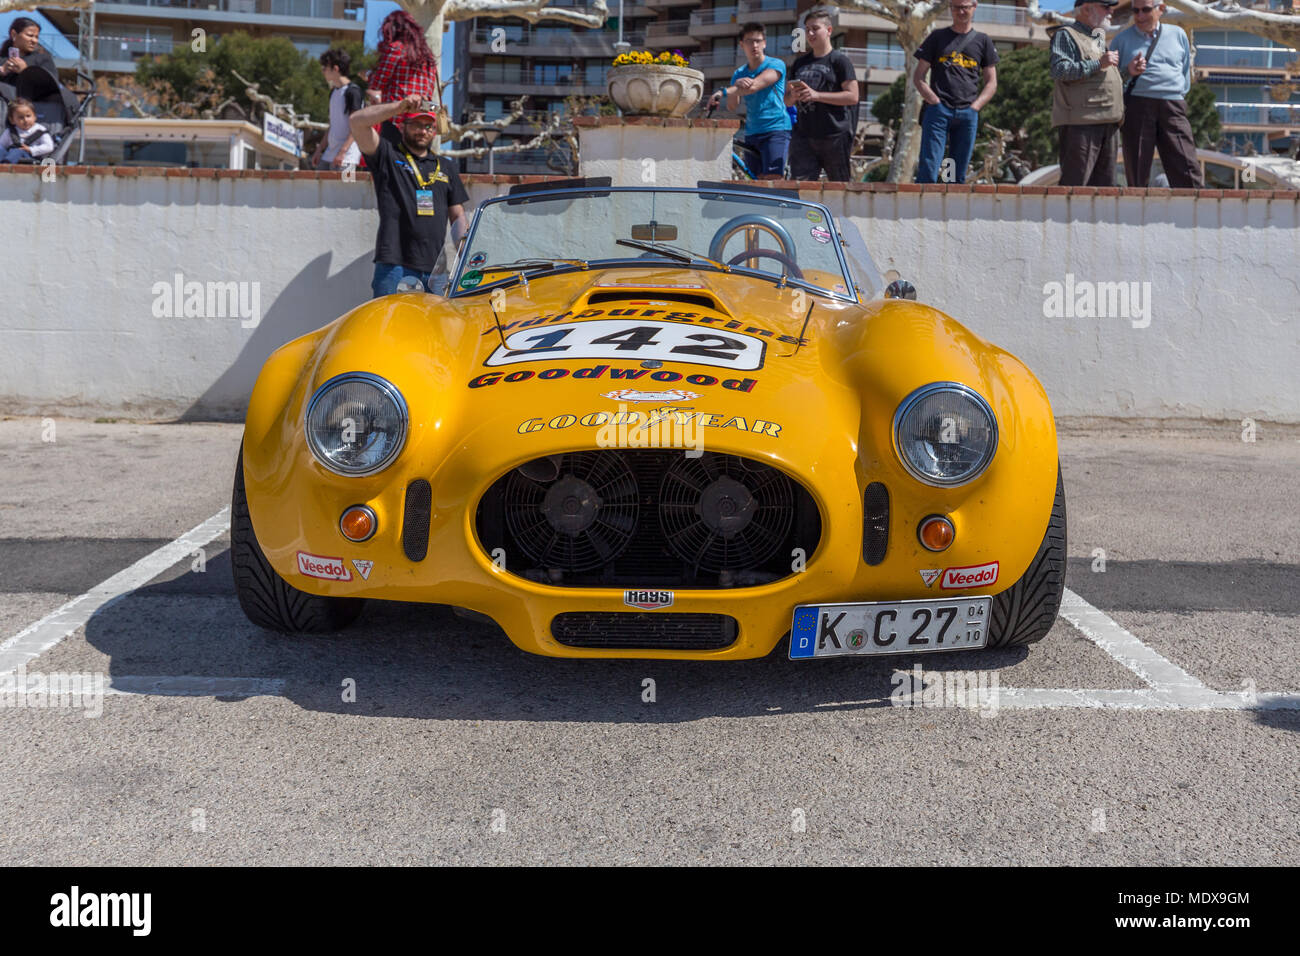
<box><xmin>1</xmin><ymin>70</ymin><xmax>95</xmax><ymax>165</ymax></box>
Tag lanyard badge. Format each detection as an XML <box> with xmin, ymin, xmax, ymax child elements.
<box><xmin>402</xmin><ymin>148</ymin><xmax>447</xmax><ymax>216</ymax></box>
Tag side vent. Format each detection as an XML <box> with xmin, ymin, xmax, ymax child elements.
<box><xmin>403</xmin><ymin>480</ymin><xmax>432</xmax><ymax>562</ymax></box>
<box><xmin>863</xmin><ymin>482</ymin><xmax>889</xmax><ymax>566</ymax></box>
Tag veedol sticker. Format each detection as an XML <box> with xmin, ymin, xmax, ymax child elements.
<box><xmin>297</xmin><ymin>552</ymin><xmax>353</xmax><ymax>581</ymax></box>
<box><xmin>941</xmin><ymin>562</ymin><xmax>999</xmax><ymax>589</ymax></box>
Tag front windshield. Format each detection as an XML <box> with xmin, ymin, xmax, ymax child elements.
<box><xmin>452</xmin><ymin>187</ymin><xmax>857</xmax><ymax>301</ymax></box>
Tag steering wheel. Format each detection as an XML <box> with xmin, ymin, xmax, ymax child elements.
<box><xmin>708</xmin><ymin>214</ymin><xmax>799</xmax><ymax>273</ymax></box>
<box><xmin>725</xmin><ymin>248</ymin><xmax>804</xmax><ymax>278</ymax></box>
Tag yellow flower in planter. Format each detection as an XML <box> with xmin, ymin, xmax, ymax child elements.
<box><xmin>613</xmin><ymin>50</ymin><xmax>689</xmax><ymax>68</ymax></box>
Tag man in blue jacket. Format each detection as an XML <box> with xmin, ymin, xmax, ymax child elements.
<box><xmin>1110</xmin><ymin>0</ymin><xmax>1204</xmax><ymax>187</ymax></box>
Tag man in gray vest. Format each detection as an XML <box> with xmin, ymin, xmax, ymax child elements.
<box><xmin>1049</xmin><ymin>0</ymin><xmax>1124</xmax><ymax>186</ymax></box>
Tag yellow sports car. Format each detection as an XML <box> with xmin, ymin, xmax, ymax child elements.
<box><xmin>233</xmin><ymin>180</ymin><xmax>1065</xmax><ymax>660</ymax></box>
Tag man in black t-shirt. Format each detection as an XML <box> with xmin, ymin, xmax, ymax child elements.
<box><xmin>350</xmin><ymin>94</ymin><xmax>469</xmax><ymax>297</ymax></box>
<box><xmin>784</xmin><ymin>9</ymin><xmax>859</xmax><ymax>182</ymax></box>
<box><xmin>912</xmin><ymin>1</ymin><xmax>999</xmax><ymax>183</ymax></box>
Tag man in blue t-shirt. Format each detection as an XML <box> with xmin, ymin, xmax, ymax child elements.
<box><xmin>707</xmin><ymin>22</ymin><xmax>791</xmax><ymax>178</ymax></box>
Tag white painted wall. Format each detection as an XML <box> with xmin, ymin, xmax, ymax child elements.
<box><xmin>825</xmin><ymin>189</ymin><xmax>1300</xmax><ymax>423</ymax></box>
<box><xmin>2</xmin><ymin>170</ymin><xmax>1296</xmax><ymax>422</ymax></box>
<box><xmin>578</xmin><ymin>123</ymin><xmax>733</xmax><ymax>187</ymax></box>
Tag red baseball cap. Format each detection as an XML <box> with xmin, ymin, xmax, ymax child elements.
<box><xmin>399</xmin><ymin>104</ymin><xmax>438</xmax><ymax>124</ymax></box>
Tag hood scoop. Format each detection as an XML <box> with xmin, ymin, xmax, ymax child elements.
<box><xmin>584</xmin><ymin>290</ymin><xmax>728</xmax><ymax>314</ymax></box>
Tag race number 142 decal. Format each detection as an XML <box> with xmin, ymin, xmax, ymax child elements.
<box><xmin>484</xmin><ymin>319</ymin><xmax>766</xmax><ymax>371</ymax></box>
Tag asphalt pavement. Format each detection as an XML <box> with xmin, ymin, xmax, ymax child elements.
<box><xmin>1</xmin><ymin>416</ymin><xmax>1296</xmax><ymax>865</ymax></box>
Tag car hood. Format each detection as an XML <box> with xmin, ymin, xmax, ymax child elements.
<box><xmin>247</xmin><ymin>264</ymin><xmax>1043</xmax><ymax>499</ymax></box>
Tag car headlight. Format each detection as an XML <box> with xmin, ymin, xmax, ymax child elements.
<box><xmin>893</xmin><ymin>383</ymin><xmax>997</xmax><ymax>486</ymax></box>
<box><xmin>305</xmin><ymin>372</ymin><xmax>408</xmax><ymax>477</ymax></box>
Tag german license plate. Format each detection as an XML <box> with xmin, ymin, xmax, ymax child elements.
<box><xmin>789</xmin><ymin>597</ymin><xmax>991</xmax><ymax>659</ymax></box>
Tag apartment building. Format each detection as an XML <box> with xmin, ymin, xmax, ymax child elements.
<box><xmin>41</xmin><ymin>0</ymin><xmax>365</xmax><ymax>78</ymax></box>
<box><xmin>32</xmin><ymin>1</ymin><xmax>366</xmax><ymax>165</ymax></box>
<box><xmin>1188</xmin><ymin>0</ymin><xmax>1300</xmax><ymax>153</ymax></box>
<box><xmin>453</xmin><ymin>0</ymin><xmax>1044</xmax><ymax>174</ymax></box>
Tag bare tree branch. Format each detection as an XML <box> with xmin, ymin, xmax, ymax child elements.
<box><xmin>231</xmin><ymin>69</ymin><xmax>327</xmax><ymax>130</ymax></box>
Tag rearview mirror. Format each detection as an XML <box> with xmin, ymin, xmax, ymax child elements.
<box><xmin>631</xmin><ymin>222</ymin><xmax>678</xmax><ymax>241</ymax></box>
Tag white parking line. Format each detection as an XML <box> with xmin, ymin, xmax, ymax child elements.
<box><xmin>105</xmin><ymin>676</ymin><xmax>285</xmax><ymax>697</ymax></box>
<box><xmin>3</xmin><ymin>537</ymin><xmax>1298</xmax><ymax>710</ymax></box>
<box><xmin>1057</xmin><ymin>589</ymin><xmax>1223</xmax><ymax>706</ymax></box>
<box><xmin>997</xmin><ymin>589</ymin><xmax>1300</xmax><ymax>710</ymax></box>
<box><xmin>0</xmin><ymin>508</ymin><xmax>231</xmax><ymax>674</ymax></box>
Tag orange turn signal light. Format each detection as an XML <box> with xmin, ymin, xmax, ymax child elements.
<box><xmin>340</xmin><ymin>505</ymin><xmax>376</xmax><ymax>542</ymax></box>
<box><xmin>918</xmin><ymin>515</ymin><xmax>955</xmax><ymax>552</ymax></box>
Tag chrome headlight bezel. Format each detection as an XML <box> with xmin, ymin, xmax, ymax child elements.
<box><xmin>304</xmin><ymin>372</ymin><xmax>408</xmax><ymax>477</ymax></box>
<box><xmin>892</xmin><ymin>382</ymin><xmax>998</xmax><ymax>488</ymax></box>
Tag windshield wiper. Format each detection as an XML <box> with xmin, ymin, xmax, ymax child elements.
<box><xmin>615</xmin><ymin>239</ymin><xmax>729</xmax><ymax>271</ymax></box>
<box><xmin>462</xmin><ymin>257</ymin><xmax>588</xmax><ymax>295</ymax></box>
<box><xmin>478</xmin><ymin>257</ymin><xmax>588</xmax><ymax>273</ymax></box>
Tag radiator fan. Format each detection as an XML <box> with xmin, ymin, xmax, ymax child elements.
<box><xmin>503</xmin><ymin>452</ymin><xmax>638</xmax><ymax>572</ymax></box>
<box><xmin>659</xmin><ymin>453</ymin><xmax>795</xmax><ymax>572</ymax></box>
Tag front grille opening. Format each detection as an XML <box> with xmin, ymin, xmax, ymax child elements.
<box><xmin>585</xmin><ymin>290</ymin><xmax>725</xmax><ymax>313</ymax></box>
<box><xmin>863</xmin><ymin>481</ymin><xmax>889</xmax><ymax>566</ymax></box>
<box><xmin>477</xmin><ymin>450</ymin><xmax>821</xmax><ymax>588</ymax></box>
<box><xmin>552</xmin><ymin>612</ymin><xmax>737</xmax><ymax>650</ymax></box>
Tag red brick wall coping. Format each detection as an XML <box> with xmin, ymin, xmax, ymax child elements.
<box><xmin>0</xmin><ymin>164</ymin><xmax>1293</xmax><ymax>197</ymax></box>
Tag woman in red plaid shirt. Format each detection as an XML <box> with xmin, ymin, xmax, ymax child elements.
<box><xmin>367</xmin><ymin>10</ymin><xmax>439</xmax><ymax>143</ymax></box>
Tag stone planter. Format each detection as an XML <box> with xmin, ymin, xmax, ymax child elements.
<box><xmin>607</xmin><ymin>64</ymin><xmax>705</xmax><ymax>118</ymax></box>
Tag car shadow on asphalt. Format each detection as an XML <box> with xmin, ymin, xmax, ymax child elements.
<box><xmin>82</xmin><ymin>546</ymin><xmax>1032</xmax><ymax>723</ymax></box>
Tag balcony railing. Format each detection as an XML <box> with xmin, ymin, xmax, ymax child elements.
<box><xmin>934</xmin><ymin>3</ymin><xmax>1028</xmax><ymax>26</ymax></box>
<box><xmin>472</xmin><ymin>28</ymin><xmax>646</xmax><ymax>52</ymax></box>
<box><xmin>105</xmin><ymin>0</ymin><xmax>365</xmax><ymax>18</ymax></box>
<box><xmin>691</xmin><ymin>6</ymin><xmax>738</xmax><ymax>26</ymax></box>
<box><xmin>1216</xmin><ymin>102</ymin><xmax>1300</xmax><ymax>124</ymax></box>
<box><xmin>737</xmin><ymin>0</ymin><xmax>797</xmax><ymax>12</ymax></box>
<box><xmin>689</xmin><ymin>50</ymin><xmax>742</xmax><ymax>69</ymax></box>
<box><xmin>96</xmin><ymin>33</ymin><xmax>176</xmax><ymax>57</ymax></box>
<box><xmin>1195</xmin><ymin>46</ymin><xmax>1300</xmax><ymax>69</ymax></box>
<box><xmin>974</xmin><ymin>4</ymin><xmax>1028</xmax><ymax>26</ymax></box>
<box><xmin>646</xmin><ymin>19</ymin><xmax>696</xmax><ymax>38</ymax></box>
<box><xmin>841</xmin><ymin>46</ymin><xmax>907</xmax><ymax>71</ymax></box>
<box><xmin>470</xmin><ymin>67</ymin><xmax>609</xmax><ymax>90</ymax></box>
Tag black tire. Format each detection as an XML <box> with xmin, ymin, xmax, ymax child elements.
<box><xmin>231</xmin><ymin>443</ymin><xmax>364</xmax><ymax>633</ymax></box>
<box><xmin>988</xmin><ymin>466</ymin><xmax>1067</xmax><ymax>648</ymax></box>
